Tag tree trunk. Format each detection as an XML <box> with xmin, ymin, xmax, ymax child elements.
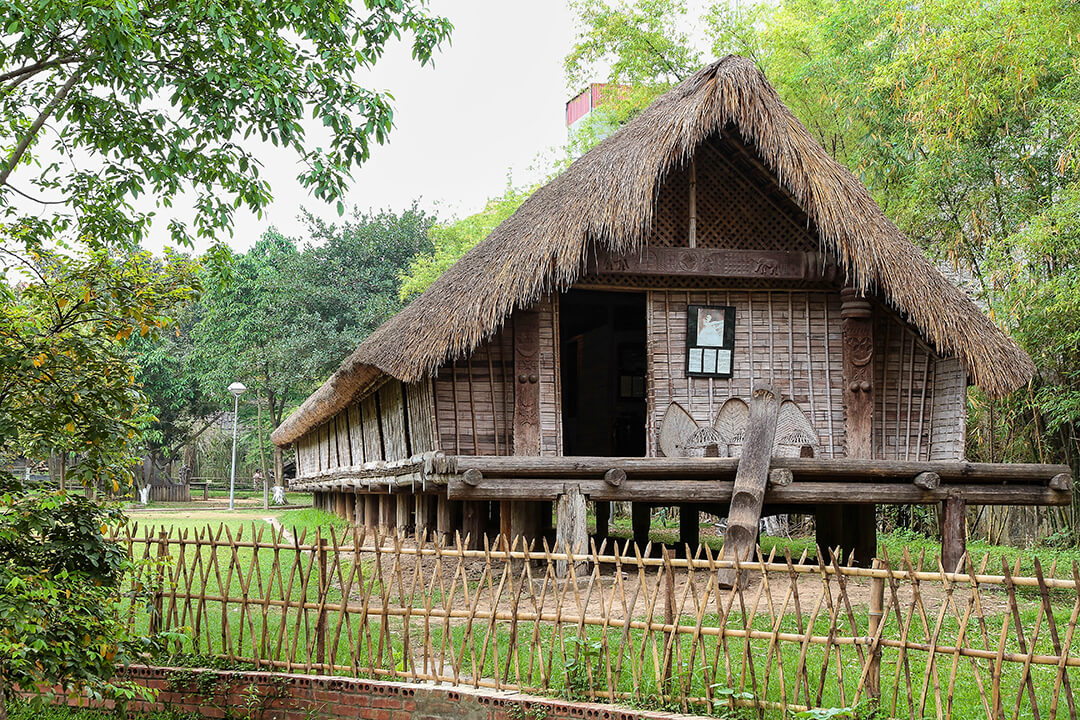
<box><xmin>257</xmin><ymin>387</ymin><xmax>270</xmax><ymax>510</ymax></box>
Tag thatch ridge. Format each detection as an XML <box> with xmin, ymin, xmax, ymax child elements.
<box><xmin>272</xmin><ymin>56</ymin><xmax>1033</xmax><ymax>446</ymax></box>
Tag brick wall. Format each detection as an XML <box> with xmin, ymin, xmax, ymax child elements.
<box><xmin>49</xmin><ymin>666</ymin><xmax>710</xmax><ymax>720</ymax></box>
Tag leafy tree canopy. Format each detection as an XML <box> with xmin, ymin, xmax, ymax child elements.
<box><xmin>0</xmin><ymin>0</ymin><xmax>452</xmax><ymax>252</ymax></box>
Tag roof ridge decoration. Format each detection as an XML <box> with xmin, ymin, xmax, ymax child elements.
<box><xmin>272</xmin><ymin>56</ymin><xmax>1033</xmax><ymax>446</ymax></box>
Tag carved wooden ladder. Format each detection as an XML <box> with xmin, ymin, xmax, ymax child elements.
<box><xmin>718</xmin><ymin>383</ymin><xmax>780</xmax><ymax>588</ymax></box>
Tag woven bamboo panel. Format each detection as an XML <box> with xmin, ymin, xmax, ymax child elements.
<box><xmin>432</xmin><ymin>296</ymin><xmax>561</xmax><ymax>458</ymax></box>
<box><xmin>434</xmin><ymin>327</ymin><xmax>513</xmax><ymax>456</ymax></box>
<box><xmin>930</xmin><ymin>358</ymin><xmax>967</xmax><ymax>461</ymax></box>
<box><xmin>406</xmin><ymin>380</ymin><xmax>437</xmax><ymax>454</ymax></box>
<box><xmin>378</xmin><ymin>382</ymin><xmax>409</xmax><ymax>461</ymax></box>
<box><xmin>873</xmin><ymin>312</ymin><xmax>941</xmax><ymax>462</ymax></box>
<box><xmin>539</xmin><ymin>295</ymin><xmax>563</xmax><ymax>457</ymax></box>
<box><xmin>648</xmin><ymin>140</ymin><xmax>818</xmax><ymax>252</ymax></box>
<box><xmin>648</xmin><ymin>289</ymin><xmax>845</xmax><ymax>458</ymax></box>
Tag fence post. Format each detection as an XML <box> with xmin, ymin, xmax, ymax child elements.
<box><xmin>149</xmin><ymin>529</ymin><xmax>167</xmax><ymax>637</ymax></box>
<box><xmin>316</xmin><ymin>536</ymin><xmax>328</xmax><ymax>669</ymax></box>
<box><xmin>868</xmin><ymin>557</ymin><xmax>884</xmax><ymax>701</ymax></box>
<box><xmin>661</xmin><ymin>544</ymin><xmax>675</xmax><ymax>692</ymax></box>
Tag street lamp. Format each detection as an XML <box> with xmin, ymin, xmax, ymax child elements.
<box><xmin>227</xmin><ymin>381</ymin><xmax>247</xmax><ymax>511</ymax></box>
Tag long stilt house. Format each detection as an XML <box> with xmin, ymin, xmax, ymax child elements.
<box><xmin>271</xmin><ymin>57</ymin><xmax>1072</xmax><ymax>570</ymax></box>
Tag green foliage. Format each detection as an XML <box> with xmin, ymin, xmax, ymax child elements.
<box><xmin>0</xmin><ymin>480</ymin><xmax>173</xmax><ymax>707</ymax></box>
<box><xmin>398</xmin><ymin>187</ymin><xmax>530</xmax><ymax>299</ymax></box>
<box><xmin>0</xmin><ymin>0</ymin><xmax>452</xmax><ymax>251</ymax></box>
<box><xmin>0</xmin><ymin>242</ymin><xmax>199</xmax><ymax>488</ymax></box>
<box><xmin>186</xmin><ymin>206</ymin><xmax>434</xmax><ymax>432</ymax></box>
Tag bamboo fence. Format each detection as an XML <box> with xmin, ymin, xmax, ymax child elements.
<box><xmin>119</xmin><ymin>525</ymin><xmax>1080</xmax><ymax>719</ymax></box>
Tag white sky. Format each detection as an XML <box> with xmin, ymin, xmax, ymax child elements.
<box><xmin>156</xmin><ymin>1</ymin><xmax>577</xmax><ymax>254</ymax></box>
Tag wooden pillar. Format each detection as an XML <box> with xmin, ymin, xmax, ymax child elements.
<box><xmin>335</xmin><ymin>490</ymin><xmax>346</xmax><ymax>519</ymax></box>
<box><xmin>830</xmin><ymin>288</ymin><xmax>877</xmax><ymax>566</ymax></box>
<box><xmin>416</xmin><ymin>494</ymin><xmax>438</xmax><ymax>542</ymax></box>
<box><xmin>555</xmin><ymin>485</ymin><xmax>587</xmax><ymax>577</ymax></box>
<box><xmin>462</xmin><ymin>500</ymin><xmax>486</xmax><ymax>550</ymax></box>
<box><xmin>815</xmin><ymin>504</ymin><xmax>844</xmax><ymax>562</ymax></box>
<box><xmin>345</xmin><ymin>493</ymin><xmax>356</xmax><ymax>524</ymax></box>
<box><xmin>632</xmin><ymin>503</ymin><xmax>651</xmax><ymax>550</ymax></box>
<box><xmin>510</xmin><ymin>308</ymin><xmax>542</xmax><ymax>551</ymax></box>
<box><xmin>594</xmin><ymin>501</ymin><xmax>610</xmax><ymax>547</ymax></box>
<box><xmin>679</xmin><ymin>504</ymin><xmax>699</xmax><ymax>554</ymax></box>
<box><xmin>396</xmin><ymin>494</ymin><xmax>413</xmax><ymax>534</ymax></box>
<box><xmin>436</xmin><ymin>494</ymin><xmax>457</xmax><ymax>544</ymax></box>
<box><xmin>364</xmin><ymin>492</ymin><xmax>378</xmax><ymax>531</ymax></box>
<box><xmin>941</xmin><ymin>493</ymin><xmax>967</xmax><ymax>573</ymax></box>
<box><xmin>380</xmin><ymin>494</ymin><xmax>396</xmax><ymax>533</ymax></box>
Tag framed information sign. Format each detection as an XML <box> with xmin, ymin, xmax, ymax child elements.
<box><xmin>685</xmin><ymin>305</ymin><xmax>735</xmax><ymax>378</ymax></box>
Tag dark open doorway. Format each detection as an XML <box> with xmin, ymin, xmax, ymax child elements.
<box><xmin>559</xmin><ymin>289</ymin><xmax>647</xmax><ymax>457</ymax></box>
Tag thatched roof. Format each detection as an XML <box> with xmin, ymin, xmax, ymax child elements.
<box><xmin>272</xmin><ymin>56</ymin><xmax>1034</xmax><ymax>446</ymax></box>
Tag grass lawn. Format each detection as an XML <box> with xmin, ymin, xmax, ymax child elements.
<box><xmin>108</xmin><ymin>506</ymin><xmax>1080</xmax><ymax>719</ymax></box>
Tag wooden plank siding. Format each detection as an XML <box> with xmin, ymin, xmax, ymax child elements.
<box><xmin>647</xmin><ymin>289</ymin><xmax>846</xmax><ymax>458</ymax></box>
<box><xmin>431</xmin><ymin>295</ymin><xmax>561</xmax><ymax>458</ymax></box>
<box><xmin>872</xmin><ymin>311</ymin><xmax>941</xmax><ymax>462</ymax></box>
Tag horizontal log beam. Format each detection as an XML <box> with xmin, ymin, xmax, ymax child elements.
<box><xmin>447</xmin><ymin>477</ymin><xmax>1071</xmax><ymax>506</ymax></box>
<box><xmin>450</xmin><ymin>455</ymin><xmax>1070</xmax><ymax>485</ymax></box>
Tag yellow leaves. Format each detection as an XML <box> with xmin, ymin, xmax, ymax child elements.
<box><xmin>57</xmin><ymin>297</ymin><xmax>68</xmax><ymax>309</ymax></box>
<box><xmin>31</xmin><ymin>353</ymin><xmax>47</xmax><ymax>367</ymax></box>
<box><xmin>65</xmin><ymin>422</ymin><xmax>75</xmax><ymax>433</ymax></box>
<box><xmin>83</xmin><ymin>289</ymin><xmax>93</xmax><ymax>303</ymax></box>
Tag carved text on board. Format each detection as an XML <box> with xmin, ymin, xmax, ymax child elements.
<box><xmin>593</xmin><ymin>247</ymin><xmax>809</xmax><ymax>279</ymax></box>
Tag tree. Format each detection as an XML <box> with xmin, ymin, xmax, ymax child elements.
<box><xmin>398</xmin><ymin>186</ymin><xmax>531</xmax><ymax>299</ymax></box>
<box><xmin>0</xmin><ymin>0</ymin><xmax>452</xmax><ymax>251</ymax></box>
<box><xmin>0</xmin><ymin>0</ymin><xmax>453</xmax><ymax>704</ymax></box>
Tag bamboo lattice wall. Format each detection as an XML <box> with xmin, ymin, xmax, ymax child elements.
<box><xmin>123</xmin><ymin>525</ymin><xmax>1080</xmax><ymax>719</ymax></box>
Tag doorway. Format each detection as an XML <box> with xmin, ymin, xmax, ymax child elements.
<box><xmin>559</xmin><ymin>290</ymin><xmax>647</xmax><ymax>456</ymax></box>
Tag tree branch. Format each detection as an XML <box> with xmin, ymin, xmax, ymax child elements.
<box><xmin>0</xmin><ymin>54</ymin><xmax>81</xmax><ymax>88</ymax></box>
<box><xmin>0</xmin><ymin>65</ymin><xmax>86</xmax><ymax>187</ymax></box>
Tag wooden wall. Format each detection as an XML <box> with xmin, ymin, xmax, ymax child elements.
<box><xmin>293</xmin><ymin>379</ymin><xmax>436</xmax><ymax>476</ymax></box>
<box><xmin>929</xmin><ymin>358</ymin><xmax>968</xmax><ymax>461</ymax></box>
<box><xmin>647</xmin><ymin>289</ymin><xmax>846</xmax><ymax>457</ymax></box>
<box><xmin>432</xmin><ymin>295</ymin><xmax>562</xmax><ymax>457</ymax></box>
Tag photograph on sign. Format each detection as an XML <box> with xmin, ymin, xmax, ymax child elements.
<box><xmin>686</xmin><ymin>305</ymin><xmax>735</xmax><ymax>378</ymax></box>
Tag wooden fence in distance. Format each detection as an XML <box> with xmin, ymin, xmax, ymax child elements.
<box><xmin>120</xmin><ymin>525</ymin><xmax>1080</xmax><ymax>719</ymax></box>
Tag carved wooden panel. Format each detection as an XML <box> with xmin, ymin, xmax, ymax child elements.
<box><xmin>841</xmin><ymin>288</ymin><xmax>874</xmax><ymax>458</ymax></box>
<box><xmin>513</xmin><ymin>310</ymin><xmax>541</xmax><ymax>456</ymax></box>
<box><xmin>592</xmin><ymin>247</ymin><xmax>824</xmax><ymax>281</ymax></box>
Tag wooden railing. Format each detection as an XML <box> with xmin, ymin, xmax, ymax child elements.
<box><xmin>119</xmin><ymin>525</ymin><xmax>1080</xmax><ymax>719</ymax></box>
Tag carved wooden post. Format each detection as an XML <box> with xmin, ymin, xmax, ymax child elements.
<box><xmin>511</xmin><ymin>309</ymin><xmax>542</xmax><ymax>548</ymax></box>
<box><xmin>719</xmin><ymin>384</ymin><xmax>779</xmax><ymax>588</ymax></box>
<box><xmin>821</xmin><ymin>288</ymin><xmax>877</xmax><ymax>566</ymax></box>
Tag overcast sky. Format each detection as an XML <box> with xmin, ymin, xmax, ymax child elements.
<box><xmin>153</xmin><ymin>1</ymin><xmax>576</xmax><ymax>254</ymax></box>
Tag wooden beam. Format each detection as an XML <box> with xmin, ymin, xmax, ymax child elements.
<box><xmin>447</xmin><ymin>477</ymin><xmax>1071</xmax><ymax>506</ymax></box>
<box><xmin>720</xmin><ymin>385</ymin><xmax>780</xmax><ymax>586</ymax></box>
<box><xmin>450</xmin><ymin>455</ymin><xmax>1070</xmax><ymax>484</ymax></box>
<box><xmin>592</xmin><ymin>247</ymin><xmax>812</xmax><ymax>281</ymax></box>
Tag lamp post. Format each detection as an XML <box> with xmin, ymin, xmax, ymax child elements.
<box><xmin>227</xmin><ymin>381</ymin><xmax>247</xmax><ymax>511</ymax></box>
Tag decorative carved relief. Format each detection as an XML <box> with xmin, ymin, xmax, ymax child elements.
<box><xmin>657</xmin><ymin>398</ymin><xmax>819</xmax><ymax>458</ymax></box>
